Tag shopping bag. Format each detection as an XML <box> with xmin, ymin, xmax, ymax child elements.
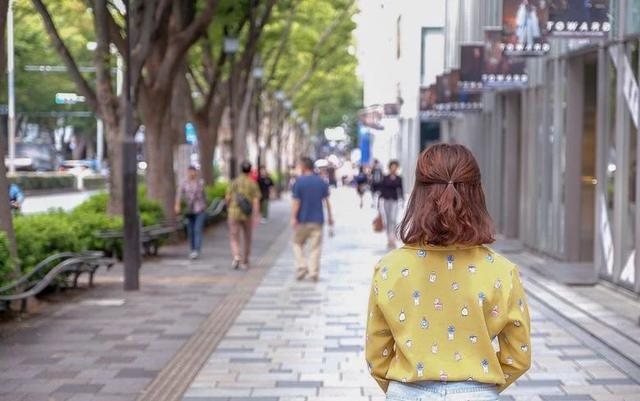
<box><xmin>372</xmin><ymin>212</ymin><xmax>384</xmax><ymax>232</ymax></box>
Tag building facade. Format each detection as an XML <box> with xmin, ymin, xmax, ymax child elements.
<box><xmin>356</xmin><ymin>0</ymin><xmax>446</xmax><ymax>186</ymax></box>
<box><xmin>444</xmin><ymin>0</ymin><xmax>640</xmax><ymax>294</ymax></box>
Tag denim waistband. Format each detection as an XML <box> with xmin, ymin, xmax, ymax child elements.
<box><xmin>405</xmin><ymin>380</ymin><xmax>497</xmax><ymax>394</ymax></box>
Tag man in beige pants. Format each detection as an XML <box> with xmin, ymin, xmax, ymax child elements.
<box><xmin>290</xmin><ymin>157</ymin><xmax>334</xmax><ymax>282</ymax></box>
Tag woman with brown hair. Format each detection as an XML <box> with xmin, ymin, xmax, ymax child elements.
<box><xmin>365</xmin><ymin>144</ymin><xmax>531</xmax><ymax>400</ymax></box>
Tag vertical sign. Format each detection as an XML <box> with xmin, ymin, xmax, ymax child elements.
<box><xmin>502</xmin><ymin>0</ymin><xmax>551</xmax><ymax>56</ymax></box>
<box><xmin>483</xmin><ymin>28</ymin><xmax>528</xmax><ymax>87</ymax></box>
<box><xmin>459</xmin><ymin>44</ymin><xmax>485</xmax><ymax>91</ymax></box>
<box><xmin>547</xmin><ymin>0</ymin><xmax>611</xmax><ymax>37</ymax></box>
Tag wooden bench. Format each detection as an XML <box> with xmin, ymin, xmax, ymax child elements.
<box><xmin>0</xmin><ymin>252</ymin><xmax>116</xmax><ymax>312</ymax></box>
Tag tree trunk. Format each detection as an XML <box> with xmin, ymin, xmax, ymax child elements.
<box><xmin>0</xmin><ymin>131</ymin><xmax>18</xmax><ymax>276</ymax></box>
<box><xmin>141</xmin><ymin>92</ymin><xmax>176</xmax><ymax>218</ymax></box>
<box><xmin>194</xmin><ymin>117</ymin><xmax>214</xmax><ymax>185</ymax></box>
<box><xmin>104</xmin><ymin>120</ymin><xmax>124</xmax><ymax>215</ymax></box>
<box><xmin>0</xmin><ymin>0</ymin><xmax>18</xmax><ymax>275</ymax></box>
<box><xmin>234</xmin><ymin>77</ymin><xmax>254</xmax><ymax>166</ymax></box>
<box><xmin>196</xmin><ymin>100</ymin><xmax>224</xmax><ymax>185</ymax></box>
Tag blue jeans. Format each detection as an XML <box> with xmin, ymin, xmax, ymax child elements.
<box><xmin>386</xmin><ymin>381</ymin><xmax>499</xmax><ymax>401</ymax></box>
<box><xmin>186</xmin><ymin>212</ymin><xmax>206</xmax><ymax>252</ymax></box>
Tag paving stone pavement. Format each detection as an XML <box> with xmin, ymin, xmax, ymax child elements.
<box><xmin>182</xmin><ymin>189</ymin><xmax>640</xmax><ymax>401</ymax></box>
<box><xmin>0</xmin><ymin>200</ymin><xmax>290</xmax><ymax>401</ymax></box>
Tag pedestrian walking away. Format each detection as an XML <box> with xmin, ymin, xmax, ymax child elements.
<box><xmin>291</xmin><ymin>156</ymin><xmax>334</xmax><ymax>282</ymax></box>
<box><xmin>378</xmin><ymin>159</ymin><xmax>403</xmax><ymax>249</ymax></box>
<box><xmin>370</xmin><ymin>159</ymin><xmax>383</xmax><ymax>207</ymax></box>
<box><xmin>226</xmin><ymin>161</ymin><xmax>261</xmax><ymax>270</ymax></box>
<box><xmin>257</xmin><ymin>166</ymin><xmax>274</xmax><ymax>223</ymax></box>
<box><xmin>365</xmin><ymin>144</ymin><xmax>531</xmax><ymax>400</ymax></box>
<box><xmin>175</xmin><ymin>166</ymin><xmax>207</xmax><ymax>260</ymax></box>
<box><xmin>354</xmin><ymin>166</ymin><xmax>368</xmax><ymax>209</ymax></box>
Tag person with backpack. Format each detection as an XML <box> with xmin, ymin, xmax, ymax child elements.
<box><xmin>226</xmin><ymin>161</ymin><xmax>261</xmax><ymax>270</ymax></box>
<box><xmin>175</xmin><ymin>166</ymin><xmax>208</xmax><ymax>259</ymax></box>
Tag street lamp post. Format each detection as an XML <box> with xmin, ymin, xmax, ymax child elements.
<box><xmin>122</xmin><ymin>0</ymin><xmax>141</xmax><ymax>291</ymax></box>
<box><xmin>7</xmin><ymin>0</ymin><xmax>15</xmax><ymax>174</ymax></box>
<box><xmin>253</xmin><ymin>62</ymin><xmax>264</xmax><ymax>169</ymax></box>
<box><xmin>224</xmin><ymin>36</ymin><xmax>240</xmax><ymax>179</ymax></box>
<box><xmin>281</xmin><ymin>100</ymin><xmax>292</xmax><ymax>190</ymax></box>
<box><xmin>274</xmin><ymin>91</ymin><xmax>285</xmax><ymax>195</ymax></box>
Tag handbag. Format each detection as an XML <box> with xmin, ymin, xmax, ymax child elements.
<box><xmin>233</xmin><ymin>182</ymin><xmax>253</xmax><ymax>216</ymax></box>
<box><xmin>372</xmin><ymin>212</ymin><xmax>384</xmax><ymax>232</ymax></box>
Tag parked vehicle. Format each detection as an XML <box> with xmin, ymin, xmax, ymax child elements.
<box><xmin>4</xmin><ymin>143</ymin><xmax>60</xmax><ymax>172</ymax></box>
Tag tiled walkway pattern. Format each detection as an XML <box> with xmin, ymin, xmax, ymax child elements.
<box><xmin>0</xmin><ymin>202</ymin><xmax>290</xmax><ymax>401</ymax></box>
<box><xmin>183</xmin><ymin>190</ymin><xmax>640</xmax><ymax>401</ymax></box>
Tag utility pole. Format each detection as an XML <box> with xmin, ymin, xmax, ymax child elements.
<box><xmin>7</xmin><ymin>0</ymin><xmax>15</xmax><ymax>174</ymax></box>
<box><xmin>122</xmin><ymin>0</ymin><xmax>141</xmax><ymax>291</ymax></box>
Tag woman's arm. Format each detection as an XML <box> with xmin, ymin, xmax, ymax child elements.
<box><xmin>365</xmin><ymin>265</ymin><xmax>395</xmax><ymax>392</ymax></box>
<box><xmin>496</xmin><ymin>267</ymin><xmax>531</xmax><ymax>392</ymax></box>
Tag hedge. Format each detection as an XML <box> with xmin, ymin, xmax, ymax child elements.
<box><xmin>82</xmin><ymin>175</ymin><xmax>107</xmax><ymax>191</ymax></box>
<box><xmin>0</xmin><ymin>181</ymin><xmax>234</xmax><ymax>288</ymax></box>
<box><xmin>205</xmin><ymin>180</ymin><xmax>229</xmax><ymax>204</ymax></box>
<box><xmin>0</xmin><ymin>188</ymin><xmax>163</xmax><ymax>285</ymax></box>
<box><xmin>13</xmin><ymin>212</ymin><xmax>82</xmax><ymax>273</ymax></box>
<box><xmin>73</xmin><ymin>187</ymin><xmax>164</xmax><ymax>226</ymax></box>
<box><xmin>0</xmin><ymin>233</ymin><xmax>14</xmax><ymax>287</ymax></box>
<box><xmin>9</xmin><ymin>173</ymin><xmax>76</xmax><ymax>191</ymax></box>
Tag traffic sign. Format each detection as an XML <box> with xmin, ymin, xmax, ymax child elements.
<box><xmin>55</xmin><ymin>93</ymin><xmax>86</xmax><ymax>105</ymax></box>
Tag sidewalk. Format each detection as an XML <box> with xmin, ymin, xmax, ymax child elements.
<box><xmin>0</xmin><ymin>198</ymin><xmax>290</xmax><ymax>401</ymax></box>
<box><xmin>2</xmin><ymin>189</ymin><xmax>640</xmax><ymax>401</ymax></box>
<box><xmin>181</xmin><ymin>188</ymin><xmax>640</xmax><ymax>401</ymax></box>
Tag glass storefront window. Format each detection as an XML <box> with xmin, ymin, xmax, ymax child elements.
<box><xmin>621</xmin><ymin>42</ymin><xmax>638</xmax><ymax>286</ymax></box>
<box><xmin>627</xmin><ymin>0</ymin><xmax>640</xmax><ymax>35</ymax></box>
<box><xmin>606</xmin><ymin>58</ymin><xmax>617</xmax><ymax>224</ymax></box>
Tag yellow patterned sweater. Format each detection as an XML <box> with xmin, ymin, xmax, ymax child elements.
<box><xmin>365</xmin><ymin>244</ymin><xmax>531</xmax><ymax>393</ymax></box>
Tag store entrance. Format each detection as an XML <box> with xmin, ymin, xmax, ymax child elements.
<box><xmin>580</xmin><ymin>57</ymin><xmax>598</xmax><ymax>261</ymax></box>
<box><xmin>500</xmin><ymin>92</ymin><xmax>521</xmax><ymax>239</ymax></box>
<box><xmin>565</xmin><ymin>54</ymin><xmax>597</xmax><ymax>262</ymax></box>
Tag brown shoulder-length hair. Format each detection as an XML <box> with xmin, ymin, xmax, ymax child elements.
<box><xmin>398</xmin><ymin>143</ymin><xmax>495</xmax><ymax>246</ymax></box>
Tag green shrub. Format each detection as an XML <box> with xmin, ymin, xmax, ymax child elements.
<box><xmin>73</xmin><ymin>192</ymin><xmax>110</xmax><ymax>214</ymax></box>
<box><xmin>82</xmin><ymin>175</ymin><xmax>107</xmax><ymax>190</ymax></box>
<box><xmin>9</xmin><ymin>173</ymin><xmax>76</xmax><ymax>191</ymax></box>
<box><xmin>138</xmin><ymin>188</ymin><xmax>164</xmax><ymax>225</ymax></box>
<box><xmin>270</xmin><ymin>171</ymin><xmax>283</xmax><ymax>187</ymax></box>
<box><xmin>205</xmin><ymin>180</ymin><xmax>229</xmax><ymax>204</ymax></box>
<box><xmin>74</xmin><ymin>188</ymin><xmax>164</xmax><ymax>226</ymax></box>
<box><xmin>13</xmin><ymin>212</ymin><xmax>81</xmax><ymax>273</ymax></box>
<box><xmin>67</xmin><ymin>209</ymin><xmax>123</xmax><ymax>251</ymax></box>
<box><xmin>0</xmin><ymin>232</ymin><xmax>14</xmax><ymax>287</ymax></box>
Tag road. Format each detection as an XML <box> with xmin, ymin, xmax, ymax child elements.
<box><xmin>21</xmin><ymin>190</ymin><xmax>100</xmax><ymax>214</ymax></box>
